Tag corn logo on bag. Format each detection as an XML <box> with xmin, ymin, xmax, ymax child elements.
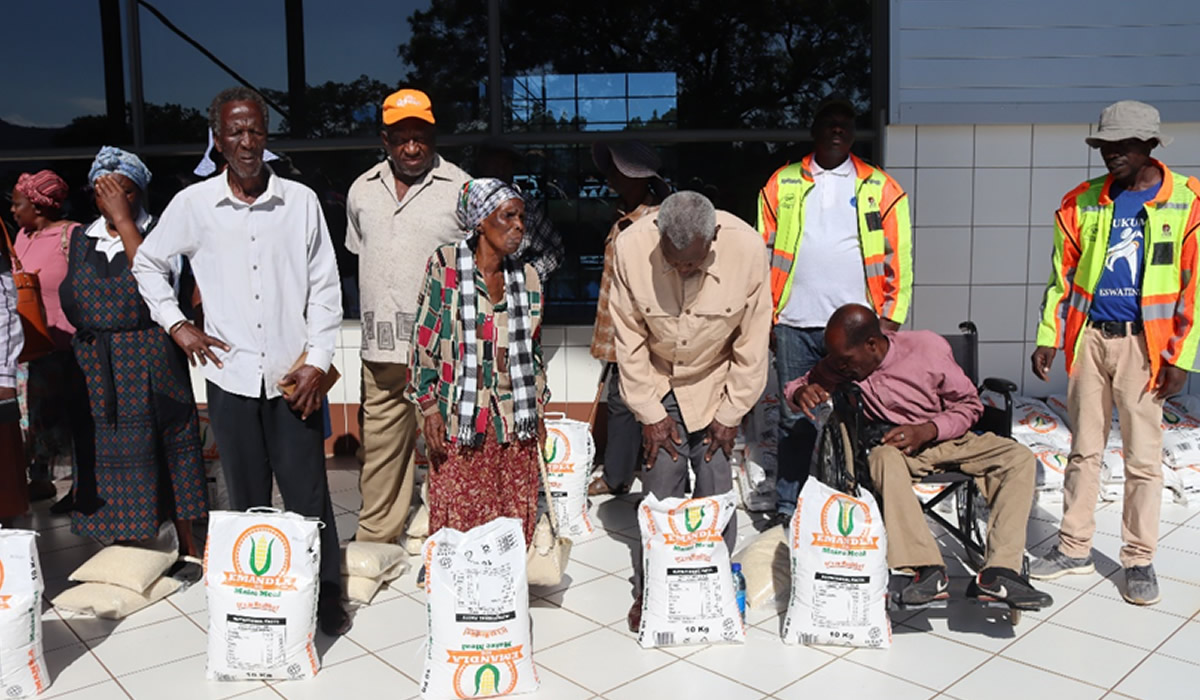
<box><xmin>542</xmin><ymin>417</ymin><xmax>596</xmax><ymax>539</ymax></box>
<box><xmin>782</xmin><ymin>477</ymin><xmax>891</xmax><ymax>648</ymax></box>
<box><xmin>0</xmin><ymin>530</ymin><xmax>47</xmax><ymax>699</ymax></box>
<box><xmin>421</xmin><ymin>517</ymin><xmax>538</xmax><ymax>700</ymax></box>
<box><xmin>637</xmin><ymin>490</ymin><xmax>744</xmax><ymax>648</ymax></box>
<box><xmin>205</xmin><ymin>509</ymin><xmax>322</xmax><ymax>681</ymax></box>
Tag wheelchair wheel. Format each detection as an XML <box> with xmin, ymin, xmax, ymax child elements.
<box><xmin>815</xmin><ymin>414</ymin><xmax>856</xmax><ymax>494</ymax></box>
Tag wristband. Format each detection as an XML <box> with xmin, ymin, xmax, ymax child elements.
<box><xmin>168</xmin><ymin>320</ymin><xmax>189</xmax><ymax>335</ymax></box>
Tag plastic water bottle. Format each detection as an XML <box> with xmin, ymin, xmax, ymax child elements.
<box><xmin>731</xmin><ymin>563</ymin><xmax>747</xmax><ymax>621</ymax></box>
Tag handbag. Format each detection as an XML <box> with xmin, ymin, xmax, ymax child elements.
<box><xmin>526</xmin><ymin>442</ymin><xmax>573</xmax><ymax>587</ymax></box>
<box><xmin>1</xmin><ymin>217</ymin><xmax>59</xmax><ymax>363</ymax></box>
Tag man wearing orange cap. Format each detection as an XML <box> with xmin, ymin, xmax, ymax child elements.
<box><xmin>346</xmin><ymin>89</ymin><xmax>469</xmax><ymax>544</ymax></box>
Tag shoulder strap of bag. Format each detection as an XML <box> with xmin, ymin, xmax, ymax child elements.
<box><xmin>0</xmin><ymin>218</ymin><xmax>23</xmax><ymax>274</ymax></box>
<box><xmin>537</xmin><ymin>444</ymin><xmax>562</xmax><ymax>538</ymax></box>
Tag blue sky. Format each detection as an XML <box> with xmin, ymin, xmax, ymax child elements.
<box><xmin>1</xmin><ymin>0</ymin><xmax>424</xmax><ymax>128</ymax></box>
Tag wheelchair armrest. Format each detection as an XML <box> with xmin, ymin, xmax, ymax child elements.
<box><xmin>982</xmin><ymin>377</ymin><xmax>1018</xmax><ymax>395</ymax></box>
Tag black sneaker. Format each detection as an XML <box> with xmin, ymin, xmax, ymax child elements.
<box><xmin>969</xmin><ymin>567</ymin><xmax>1054</xmax><ymax>610</ymax></box>
<box><xmin>318</xmin><ymin>585</ymin><xmax>352</xmax><ymax>636</ymax></box>
<box><xmin>900</xmin><ymin>565</ymin><xmax>950</xmax><ymax>605</ymax></box>
<box><xmin>1123</xmin><ymin>564</ymin><xmax>1160</xmax><ymax>606</ymax></box>
<box><xmin>765</xmin><ymin>512</ymin><xmax>791</xmax><ymax>530</ymax></box>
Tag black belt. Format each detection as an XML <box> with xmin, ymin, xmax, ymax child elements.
<box><xmin>1087</xmin><ymin>319</ymin><xmax>1143</xmax><ymax>338</ymax></box>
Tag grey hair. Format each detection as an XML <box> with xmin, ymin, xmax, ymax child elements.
<box><xmin>657</xmin><ymin>191</ymin><xmax>716</xmax><ymax>249</ymax></box>
<box><xmin>208</xmin><ymin>87</ymin><xmax>270</xmax><ymax>135</ymax></box>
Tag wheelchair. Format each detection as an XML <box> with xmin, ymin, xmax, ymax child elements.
<box><xmin>812</xmin><ymin>322</ymin><xmax>1030</xmax><ymax>623</ymax></box>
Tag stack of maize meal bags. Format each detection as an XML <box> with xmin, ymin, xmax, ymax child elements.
<box><xmin>341</xmin><ymin>541</ymin><xmax>408</xmax><ymax>605</ymax></box>
<box><xmin>53</xmin><ymin>522</ymin><xmax>182</xmax><ymax>619</ymax></box>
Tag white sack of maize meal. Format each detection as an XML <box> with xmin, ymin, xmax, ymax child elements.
<box><xmin>542</xmin><ymin>416</ymin><xmax>597</xmax><ymax>538</ymax></box>
<box><xmin>637</xmin><ymin>490</ymin><xmax>744</xmax><ymax>649</ymax></box>
<box><xmin>0</xmin><ymin>529</ymin><xmax>48</xmax><ymax>698</ymax></box>
<box><xmin>421</xmin><ymin>517</ymin><xmax>538</xmax><ymax>699</ymax></box>
<box><xmin>204</xmin><ymin>509</ymin><xmax>321</xmax><ymax>681</ymax></box>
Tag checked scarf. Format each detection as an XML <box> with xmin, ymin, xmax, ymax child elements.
<box><xmin>453</xmin><ymin>229</ymin><xmax>538</xmax><ymax>447</ymax></box>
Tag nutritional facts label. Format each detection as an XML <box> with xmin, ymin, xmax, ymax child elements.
<box><xmin>225</xmin><ymin>615</ymin><xmax>286</xmax><ymax>670</ymax></box>
<box><xmin>666</xmin><ymin>566</ymin><xmax>722</xmax><ymax>620</ymax></box>
<box><xmin>811</xmin><ymin>572</ymin><xmax>870</xmax><ymax>628</ymax></box>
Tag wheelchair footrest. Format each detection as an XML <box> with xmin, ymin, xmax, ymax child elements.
<box><xmin>887</xmin><ymin>594</ymin><xmax>948</xmax><ymax>613</ymax></box>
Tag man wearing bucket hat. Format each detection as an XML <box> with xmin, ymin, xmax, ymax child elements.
<box><xmin>1030</xmin><ymin>100</ymin><xmax>1200</xmax><ymax>606</ymax></box>
<box><xmin>588</xmin><ymin>141</ymin><xmax>669</xmax><ymax>497</ymax></box>
<box><xmin>345</xmin><ymin>88</ymin><xmax>469</xmax><ymax>546</ymax></box>
<box><xmin>759</xmin><ymin>98</ymin><xmax>913</xmax><ymax>528</ymax></box>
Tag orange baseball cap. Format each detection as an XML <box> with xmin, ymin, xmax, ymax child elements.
<box><xmin>382</xmin><ymin>89</ymin><xmax>435</xmax><ymax>125</ymax></box>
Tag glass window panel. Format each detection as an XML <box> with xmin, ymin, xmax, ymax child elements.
<box><xmin>627</xmin><ymin>72</ymin><xmax>677</xmax><ymax>97</ymax></box>
<box><xmin>576</xmin><ymin>74</ymin><xmax>625</xmax><ymax>98</ymax></box>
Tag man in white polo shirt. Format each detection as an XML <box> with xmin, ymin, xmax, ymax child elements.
<box><xmin>132</xmin><ymin>86</ymin><xmax>348</xmax><ymax>634</ymax></box>
<box><xmin>346</xmin><ymin>89</ymin><xmax>469</xmax><ymax>544</ymax></box>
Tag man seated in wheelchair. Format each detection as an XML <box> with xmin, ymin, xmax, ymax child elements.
<box><xmin>786</xmin><ymin>303</ymin><xmax>1053</xmax><ymax>611</ymax></box>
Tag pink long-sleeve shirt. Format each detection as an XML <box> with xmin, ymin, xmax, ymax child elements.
<box><xmin>784</xmin><ymin>330</ymin><xmax>983</xmax><ymax>441</ymax></box>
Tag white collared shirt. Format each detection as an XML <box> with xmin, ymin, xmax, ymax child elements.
<box><xmin>132</xmin><ymin>167</ymin><xmax>342</xmax><ymax>399</ymax></box>
<box><xmin>85</xmin><ymin>210</ymin><xmax>153</xmax><ymax>263</ymax></box>
<box><xmin>779</xmin><ymin>155</ymin><xmax>867</xmax><ymax>328</ymax></box>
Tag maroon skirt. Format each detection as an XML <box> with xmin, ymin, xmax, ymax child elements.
<box><xmin>0</xmin><ymin>421</ymin><xmax>28</xmax><ymax>520</ymax></box>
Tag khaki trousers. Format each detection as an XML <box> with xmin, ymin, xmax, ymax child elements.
<box><xmin>868</xmin><ymin>432</ymin><xmax>1036</xmax><ymax>572</ymax></box>
<box><xmin>1059</xmin><ymin>327</ymin><xmax>1164</xmax><ymax>568</ymax></box>
<box><xmin>356</xmin><ymin>360</ymin><xmax>418</xmax><ymax>543</ymax></box>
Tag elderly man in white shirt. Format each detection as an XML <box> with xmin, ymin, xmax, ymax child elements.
<box><xmin>132</xmin><ymin>86</ymin><xmax>348</xmax><ymax>635</ymax></box>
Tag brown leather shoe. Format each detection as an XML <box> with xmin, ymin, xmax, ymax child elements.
<box><xmin>588</xmin><ymin>476</ymin><xmax>627</xmax><ymax>497</ymax></box>
<box><xmin>627</xmin><ymin>595</ymin><xmax>643</xmax><ymax>633</ymax></box>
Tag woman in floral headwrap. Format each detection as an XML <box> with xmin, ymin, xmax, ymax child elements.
<box><xmin>58</xmin><ymin>147</ymin><xmax>207</xmax><ymax>551</ymax></box>
<box><xmin>406</xmin><ymin>178</ymin><xmax>548</xmax><ymax>545</ymax></box>
<box><xmin>9</xmin><ymin>169</ymin><xmax>86</xmax><ymax>504</ymax></box>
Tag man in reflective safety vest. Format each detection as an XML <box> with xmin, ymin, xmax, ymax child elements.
<box><xmin>758</xmin><ymin>99</ymin><xmax>912</xmax><ymax>526</ymax></box>
<box><xmin>1030</xmin><ymin>101</ymin><xmax>1200</xmax><ymax>607</ymax></box>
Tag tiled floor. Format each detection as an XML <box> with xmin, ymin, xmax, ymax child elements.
<box><xmin>12</xmin><ymin>462</ymin><xmax>1200</xmax><ymax>700</ymax></box>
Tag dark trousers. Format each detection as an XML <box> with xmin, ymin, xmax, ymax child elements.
<box><xmin>601</xmin><ymin>365</ymin><xmax>642</xmax><ymax>490</ymax></box>
<box><xmin>632</xmin><ymin>392</ymin><xmax>736</xmax><ymax>592</ymax></box>
<box><xmin>774</xmin><ymin>325</ymin><xmax>826</xmax><ymax>516</ymax></box>
<box><xmin>206</xmin><ymin>382</ymin><xmax>340</xmax><ymax>587</ymax></box>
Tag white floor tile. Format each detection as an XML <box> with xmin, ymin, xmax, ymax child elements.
<box><xmin>589</xmin><ymin>497</ymin><xmax>640</xmax><ymax>534</ymax></box>
<box><xmin>1001</xmin><ymin>621</ymin><xmax>1149</xmax><ymax>688</ymax></box>
<box><xmin>1160</xmin><ymin>525</ymin><xmax>1200</xmax><ymax>554</ymax></box>
<box><xmin>1047</xmin><ymin>591</ymin><xmax>1189</xmax><ymax>650</ymax></box>
<box><xmin>1114</xmin><ymin>653</ymin><xmax>1200</xmax><ymax>700</ymax></box>
<box><xmin>1149</xmin><ymin>546</ymin><xmax>1200</xmax><ymax>586</ymax></box>
<box><xmin>41</xmin><ymin>610</ymin><xmax>85</xmax><ymax>653</ymax></box>
<box><xmin>271</xmin><ymin>654</ymin><xmax>419</xmax><ymax>700</ymax></box>
<box><xmin>847</xmin><ymin>623</ymin><xmax>992</xmax><ymax>690</ymax></box>
<box><xmin>314</xmin><ymin>628</ymin><xmax>370</xmax><ymax>667</ymax></box>
<box><xmin>39</xmin><ymin>645</ymin><xmax>113</xmax><ymax>699</ymax></box>
<box><xmin>44</xmin><ymin>679</ymin><xmax>132</xmax><ymax>700</ymax></box>
<box><xmin>530</xmin><ymin>603</ymin><xmax>603</xmax><ymax>651</ymax></box>
<box><xmin>373</xmin><ymin>637</ymin><xmax>424</xmax><ymax>681</ymax></box>
<box><xmin>36</xmin><ymin>525</ymin><xmax>97</xmax><ymax>554</ymax></box>
<box><xmin>334</xmin><ymin>511</ymin><xmax>359</xmax><ymax>543</ymax></box>
<box><xmin>944</xmin><ymin>656</ymin><xmax>1105</xmax><ymax>700</ymax></box>
<box><xmin>518</xmin><ymin>666</ymin><xmax>595</xmax><ymax>700</ymax></box>
<box><xmin>1157</xmin><ymin>620</ymin><xmax>1200</xmax><ymax>666</ymax></box>
<box><xmin>896</xmin><ymin>606</ymin><xmax>1036</xmax><ymax>654</ymax></box>
<box><xmin>540</xmin><ymin>574</ymin><xmax>635</xmax><ymax>626</ymax></box>
<box><xmin>344</xmin><ymin>595</ymin><xmax>426</xmax><ymax>651</ymax></box>
<box><xmin>329</xmin><ymin>487</ymin><xmax>363</xmax><ymax>514</ymax></box>
<box><xmin>117</xmin><ymin>653</ymin><xmax>265</xmax><ymax>700</ymax></box>
<box><xmin>686</xmin><ymin>626</ymin><xmax>834</xmax><ymax>695</ymax></box>
<box><xmin>534</xmin><ymin>628</ymin><xmax>674</xmax><ymax>695</ymax></box>
<box><xmin>605</xmin><ymin>659</ymin><xmax>763</xmax><ymax>700</ymax></box>
<box><xmin>87</xmin><ymin>616</ymin><xmax>207</xmax><ymax>677</ymax></box>
<box><xmin>774</xmin><ymin>657</ymin><xmax>936</xmax><ymax>700</ymax></box>
<box><xmin>57</xmin><ymin>596</ymin><xmax>183</xmax><ymax>642</ymax></box>
<box><xmin>40</xmin><ymin>542</ymin><xmax>105</xmax><ymax>582</ymax></box>
<box><xmin>567</xmin><ymin>532</ymin><xmax>638</xmax><ymax>576</ymax></box>
<box><xmin>529</xmin><ymin>561</ymin><xmax>608</xmax><ymax>600</ymax></box>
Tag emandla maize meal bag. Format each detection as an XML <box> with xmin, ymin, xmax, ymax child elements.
<box><xmin>637</xmin><ymin>490</ymin><xmax>745</xmax><ymax>648</ymax></box>
<box><xmin>421</xmin><ymin>517</ymin><xmax>538</xmax><ymax>700</ymax></box>
<box><xmin>204</xmin><ymin>509</ymin><xmax>322</xmax><ymax>681</ymax></box>
<box><xmin>0</xmin><ymin>529</ymin><xmax>48</xmax><ymax>698</ymax></box>
<box><xmin>782</xmin><ymin>477</ymin><xmax>891</xmax><ymax>648</ymax></box>
<box><xmin>541</xmin><ymin>415</ymin><xmax>596</xmax><ymax>539</ymax></box>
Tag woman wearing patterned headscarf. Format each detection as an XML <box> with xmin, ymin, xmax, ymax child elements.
<box><xmin>9</xmin><ymin>169</ymin><xmax>84</xmax><ymax>504</ymax></box>
<box><xmin>406</xmin><ymin>178</ymin><xmax>548</xmax><ymax>545</ymax></box>
<box><xmin>58</xmin><ymin>146</ymin><xmax>207</xmax><ymax>553</ymax></box>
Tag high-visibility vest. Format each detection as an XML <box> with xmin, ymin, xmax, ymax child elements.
<box><xmin>757</xmin><ymin>153</ymin><xmax>913</xmax><ymax>324</ymax></box>
<box><xmin>1036</xmin><ymin>160</ymin><xmax>1200</xmax><ymax>375</ymax></box>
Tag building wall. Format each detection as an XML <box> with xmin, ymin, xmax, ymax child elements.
<box><xmin>889</xmin><ymin>0</ymin><xmax>1200</xmax><ymax>124</ymax></box>
<box><xmin>886</xmin><ymin>121</ymin><xmax>1200</xmax><ymax>396</ymax></box>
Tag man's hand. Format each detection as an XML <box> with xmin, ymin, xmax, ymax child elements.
<box><xmin>880</xmin><ymin>422</ymin><xmax>937</xmax><ymax>455</ymax></box>
<box><xmin>93</xmin><ymin>174</ymin><xmax>134</xmax><ymax>227</ymax></box>
<box><xmin>0</xmin><ymin>387</ymin><xmax>15</xmax><ymax>401</ymax></box>
<box><xmin>642</xmin><ymin>416</ymin><xmax>682</xmax><ymax>468</ymax></box>
<box><xmin>280</xmin><ymin>365</ymin><xmax>325</xmax><ymax>420</ymax></box>
<box><xmin>703</xmin><ymin>420</ymin><xmax>738</xmax><ymax>462</ymax></box>
<box><xmin>424</xmin><ymin>413</ymin><xmax>448</xmax><ymax>464</ymax></box>
<box><xmin>1154</xmin><ymin>363</ymin><xmax>1187</xmax><ymax>401</ymax></box>
<box><xmin>170</xmin><ymin>322</ymin><xmax>230</xmax><ymax>368</ymax></box>
<box><xmin>880</xmin><ymin>317</ymin><xmax>901</xmax><ymax>333</ymax></box>
<box><xmin>791</xmin><ymin>382</ymin><xmax>830</xmax><ymax>420</ymax></box>
<box><xmin>1031</xmin><ymin>346</ymin><xmax>1056</xmax><ymax>382</ymax></box>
